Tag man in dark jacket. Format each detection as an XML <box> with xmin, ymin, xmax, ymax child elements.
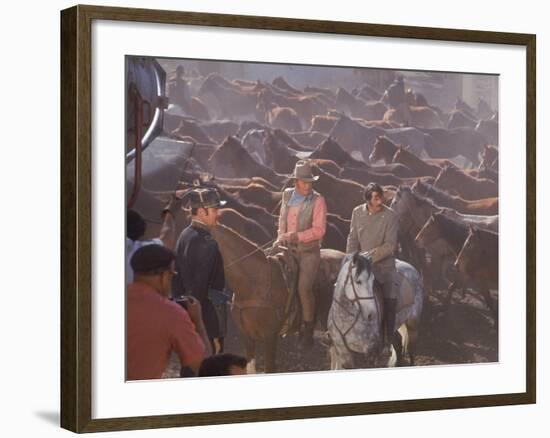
<box><xmin>174</xmin><ymin>188</ymin><xmax>227</xmax><ymax>353</ymax></box>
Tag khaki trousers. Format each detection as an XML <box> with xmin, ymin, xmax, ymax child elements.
<box><xmin>295</xmin><ymin>248</ymin><xmax>321</xmax><ymax>322</ymax></box>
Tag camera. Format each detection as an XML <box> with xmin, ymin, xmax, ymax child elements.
<box><xmin>172</xmin><ymin>295</ymin><xmax>191</xmax><ymax>310</ymax></box>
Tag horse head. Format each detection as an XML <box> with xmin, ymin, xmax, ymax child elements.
<box><xmin>329</xmin><ymin>253</ymin><xmax>382</xmax><ymax>367</ymax></box>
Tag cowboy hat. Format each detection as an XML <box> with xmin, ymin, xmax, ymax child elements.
<box><xmin>290</xmin><ymin>160</ymin><xmax>319</xmax><ymax>182</ymax></box>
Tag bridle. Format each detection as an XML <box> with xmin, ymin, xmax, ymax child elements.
<box><xmin>339</xmin><ymin>258</ymin><xmax>382</xmax><ymax>328</ymax></box>
<box><xmin>342</xmin><ymin>260</ymin><xmax>376</xmax><ymax>303</ymax></box>
<box><xmin>329</xmin><ymin>257</ymin><xmax>383</xmax><ymax>358</ymax></box>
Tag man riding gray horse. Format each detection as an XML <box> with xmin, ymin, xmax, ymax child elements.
<box><xmin>346</xmin><ymin>182</ymin><xmax>401</xmax><ymax>355</ymax></box>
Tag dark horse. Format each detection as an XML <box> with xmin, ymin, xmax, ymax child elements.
<box><xmin>211</xmin><ymin>224</ymin><xmax>344</xmax><ymax>373</ymax></box>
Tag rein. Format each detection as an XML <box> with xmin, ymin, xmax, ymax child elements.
<box><xmin>330</xmin><ymin>258</ymin><xmax>382</xmax><ymax>349</ymax></box>
<box><xmin>343</xmin><ymin>261</ymin><xmax>376</xmax><ymax>302</ymax></box>
<box><xmin>223</xmin><ymin>238</ymin><xmax>276</xmax><ymax>269</ymax></box>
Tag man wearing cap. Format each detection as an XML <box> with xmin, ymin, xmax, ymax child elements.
<box><xmin>126</xmin><ymin>244</ymin><xmax>209</xmax><ymax>380</ymax></box>
<box><xmin>277</xmin><ymin>160</ymin><xmax>327</xmax><ymax>349</ymax></box>
<box><xmin>346</xmin><ymin>182</ymin><xmax>400</xmax><ymax>353</ymax></box>
<box><xmin>174</xmin><ymin>187</ymin><xmax>227</xmax><ymax>354</ymax></box>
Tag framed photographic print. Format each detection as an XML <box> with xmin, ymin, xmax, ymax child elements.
<box><xmin>60</xmin><ymin>4</ymin><xmax>536</xmax><ymax>433</ymax></box>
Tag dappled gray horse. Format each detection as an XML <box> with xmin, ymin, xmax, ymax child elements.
<box><xmin>328</xmin><ymin>253</ymin><xmax>424</xmax><ymax>369</ymax></box>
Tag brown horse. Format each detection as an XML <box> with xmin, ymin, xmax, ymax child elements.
<box><xmin>390</xmin><ymin>185</ymin><xmax>498</xmax><ymax>293</ymax></box>
<box><xmin>454</xmin><ymin>226</ymin><xmax>499</xmax><ymax>321</ymax></box>
<box><xmin>414</xmin><ymin>211</ymin><xmax>498</xmax><ymax>320</ymax></box>
<box><xmin>369</xmin><ymin>135</ymin><xmax>399</xmax><ymax>164</ymax></box>
<box><xmin>392</xmin><ymin>146</ymin><xmax>441</xmax><ymax>178</ymax></box>
<box><xmin>200</xmin><ymin>120</ymin><xmax>239</xmax><ymax>144</ymax></box>
<box><xmin>434</xmin><ymin>165</ymin><xmax>498</xmax><ymax>200</ymax></box>
<box><xmin>262</xmin><ymin>131</ymin><xmax>342</xmax><ymax>176</ymax></box>
<box><xmin>412</xmin><ymin>180</ymin><xmax>499</xmax><ymax>215</ymax></box>
<box><xmin>224</xmin><ymin>182</ymin><xmax>282</xmax><ymax>214</ymax></box>
<box><xmin>311</xmin><ymin>115</ymin><xmax>338</xmax><ymax>134</ymax></box>
<box><xmin>383</xmin><ymin>103</ymin><xmax>443</xmax><ymax>129</ymax></box>
<box><xmin>207</xmin><ymin>136</ymin><xmax>288</xmax><ymax>188</ymax></box>
<box><xmin>479</xmin><ymin>144</ymin><xmax>499</xmax><ymax>171</ymax></box>
<box><xmin>198</xmin><ymin>74</ymin><xmax>259</xmax><ymax>120</ymax></box>
<box><xmin>217</xmin><ymin>208</ymin><xmax>272</xmax><ymax>246</ymax></box>
<box><xmin>370</xmin><ymin>135</ymin><xmax>453</xmax><ymax>168</ymax></box>
<box><xmin>210</xmin><ymin>224</ymin><xmax>345</xmax><ymax>373</ymax></box>
<box><xmin>475</xmin><ymin>119</ymin><xmax>499</xmax><ymax>146</ymax></box>
<box><xmin>447</xmin><ymin>110</ymin><xmax>477</xmax><ymax>129</ymax></box>
<box><xmin>171</xmin><ymin>118</ymin><xmax>216</xmax><ymax>145</ymax></box>
<box><xmin>414</xmin><ymin>211</ymin><xmax>471</xmax><ymax>298</ymax></box>
<box><xmin>259</xmin><ymin>88</ymin><xmax>328</xmax><ymax>130</ymax></box>
<box><xmin>335</xmin><ymin>87</ymin><xmax>387</xmax><ymax>121</ymax></box>
<box><xmin>311</xmin><ymin>165</ymin><xmax>365</xmax><ymax>219</ymax></box>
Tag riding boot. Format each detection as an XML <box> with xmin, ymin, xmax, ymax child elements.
<box><xmin>299</xmin><ymin>321</ymin><xmax>315</xmax><ymax>350</ymax></box>
<box><xmin>383</xmin><ymin>298</ymin><xmax>403</xmax><ymax>364</ymax></box>
<box><xmin>383</xmin><ymin>298</ymin><xmax>398</xmax><ymax>346</ymax></box>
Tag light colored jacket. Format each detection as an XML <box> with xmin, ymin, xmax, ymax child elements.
<box><xmin>346</xmin><ymin>204</ymin><xmax>399</xmax><ymax>272</ymax></box>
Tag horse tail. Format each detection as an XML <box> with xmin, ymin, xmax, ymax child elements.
<box><xmin>399</xmin><ymin>324</ymin><xmax>410</xmax><ymax>357</ymax></box>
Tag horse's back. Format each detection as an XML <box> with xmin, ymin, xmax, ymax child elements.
<box><xmin>395</xmin><ymin>259</ymin><xmax>421</xmax><ymax>283</ymax></box>
<box><xmin>394</xmin><ymin>259</ymin><xmax>424</xmax><ymax>324</ymax></box>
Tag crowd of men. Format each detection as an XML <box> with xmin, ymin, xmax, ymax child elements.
<box><xmin>126</xmin><ymin>160</ymin><xmax>399</xmax><ymax>380</ymax></box>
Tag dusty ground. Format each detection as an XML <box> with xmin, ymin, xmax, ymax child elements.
<box><xmin>163</xmin><ymin>286</ymin><xmax>498</xmax><ymax>377</ymax></box>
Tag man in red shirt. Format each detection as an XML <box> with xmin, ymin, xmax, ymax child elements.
<box><xmin>126</xmin><ymin>244</ymin><xmax>210</xmax><ymax>380</ymax></box>
<box><xmin>277</xmin><ymin>160</ymin><xmax>327</xmax><ymax>349</ymax></box>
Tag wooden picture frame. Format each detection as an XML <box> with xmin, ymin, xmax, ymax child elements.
<box><xmin>60</xmin><ymin>4</ymin><xmax>536</xmax><ymax>433</ymax></box>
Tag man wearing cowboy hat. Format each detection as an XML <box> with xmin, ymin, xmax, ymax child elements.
<box><xmin>174</xmin><ymin>187</ymin><xmax>228</xmax><ymax>353</ymax></box>
<box><xmin>277</xmin><ymin>160</ymin><xmax>327</xmax><ymax>349</ymax></box>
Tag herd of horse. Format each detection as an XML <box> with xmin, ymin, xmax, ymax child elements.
<box><xmin>132</xmin><ymin>64</ymin><xmax>499</xmax><ymax>373</ymax></box>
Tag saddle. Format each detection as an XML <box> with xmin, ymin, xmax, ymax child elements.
<box><xmin>265</xmin><ymin>243</ymin><xmax>302</xmax><ymax>336</ymax></box>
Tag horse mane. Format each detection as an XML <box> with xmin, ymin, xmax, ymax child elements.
<box><xmin>313</xmin><ymin>163</ymin><xmax>364</xmax><ymax>189</ymax></box>
<box><xmin>272</xmin><ymin>128</ymin><xmax>303</xmax><ymax>149</ymax></box>
<box><xmin>397</xmin><ymin>185</ymin><xmax>441</xmax><ymax>210</ymax></box>
<box><xmin>378</xmin><ymin>135</ymin><xmax>398</xmax><ymax>147</ymax></box>
<box><xmin>352</xmin><ymin>252</ymin><xmax>372</xmax><ymax>281</ymax></box>
<box><xmin>413</xmin><ymin>180</ymin><xmax>460</xmax><ymax>204</ymax></box>
<box><xmin>469</xmin><ymin>226</ymin><xmax>499</xmax><ymax>239</ymax></box>
<box><xmin>312</xmin><ymin>137</ymin><xmax>362</xmax><ymax>168</ymax></box>
<box><xmin>461</xmin><ymin>226</ymin><xmax>499</xmax><ymax>260</ymax></box>
<box><xmin>431</xmin><ymin>212</ymin><xmax>470</xmax><ymax>249</ymax></box>
<box><xmin>392</xmin><ymin>145</ymin><xmax>416</xmax><ymax>162</ymax></box>
<box><xmin>210</xmin><ymin>183</ymin><xmax>274</xmax><ymax>217</ymax></box>
<box><xmin>438</xmin><ymin>165</ymin><xmax>493</xmax><ymax>185</ymax></box>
